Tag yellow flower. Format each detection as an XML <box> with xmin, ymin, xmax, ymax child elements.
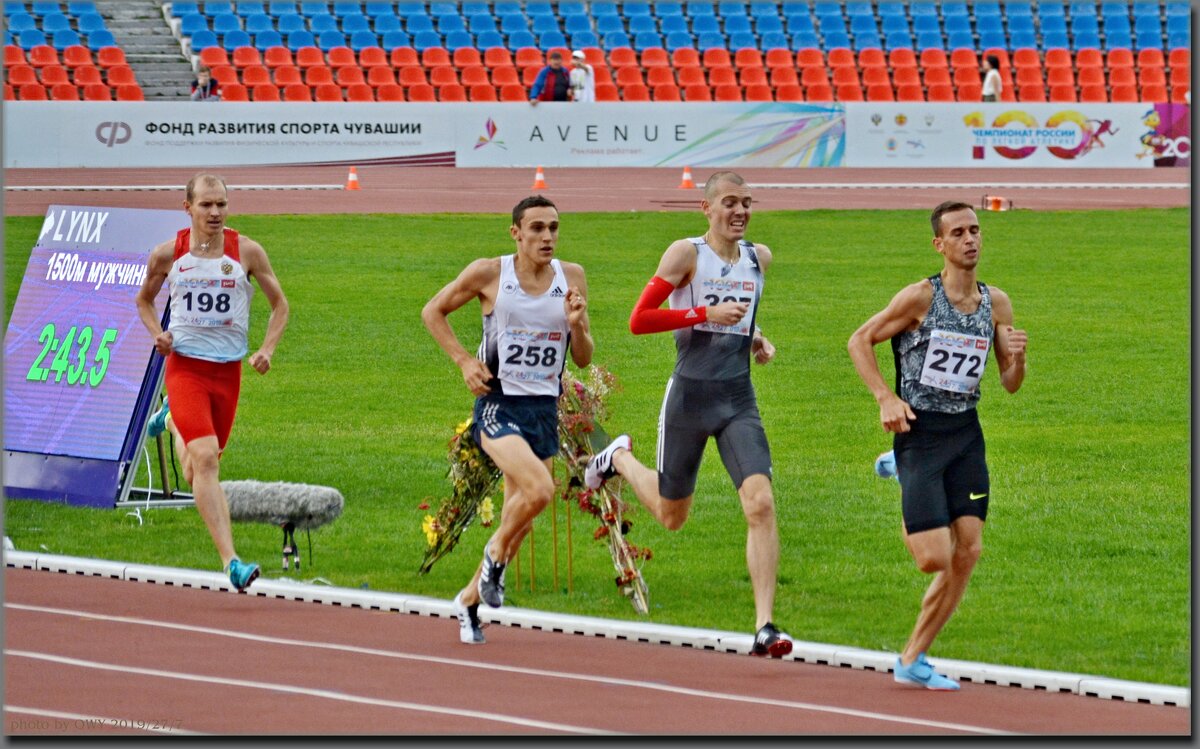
<box><xmin>455</xmin><ymin>419</ymin><xmax>471</xmax><ymax>436</ymax></box>
<box><xmin>479</xmin><ymin>497</ymin><xmax>494</xmax><ymax>526</ymax></box>
<box><xmin>421</xmin><ymin>514</ymin><xmax>440</xmax><ymax>547</ymax></box>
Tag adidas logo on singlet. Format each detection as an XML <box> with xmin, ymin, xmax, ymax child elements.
<box><xmin>550</xmin><ymin>286</ymin><xmax>565</xmax><ymax>297</ymax></box>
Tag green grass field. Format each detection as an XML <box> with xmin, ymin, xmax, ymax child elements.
<box><xmin>3</xmin><ymin>206</ymin><xmax>1190</xmax><ymax>687</ymax></box>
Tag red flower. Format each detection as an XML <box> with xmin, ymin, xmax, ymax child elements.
<box><xmin>417</xmin><ymin>502</ymin><xmax>430</xmax><ymax>510</ymax></box>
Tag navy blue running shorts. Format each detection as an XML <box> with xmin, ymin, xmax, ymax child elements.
<box><xmin>893</xmin><ymin>408</ymin><xmax>990</xmax><ymax>534</ymax></box>
<box><xmin>657</xmin><ymin>373</ymin><xmax>772</xmax><ymax>499</ymax></box>
<box><xmin>472</xmin><ymin>392</ymin><xmax>560</xmax><ymax>461</ymax></box>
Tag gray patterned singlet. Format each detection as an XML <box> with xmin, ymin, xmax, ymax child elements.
<box><xmin>891</xmin><ymin>275</ymin><xmax>994</xmax><ymax>414</ymax></box>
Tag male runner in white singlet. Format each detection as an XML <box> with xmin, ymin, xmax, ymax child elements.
<box><xmin>422</xmin><ymin>195</ymin><xmax>593</xmax><ymax>645</ymax></box>
<box><xmin>585</xmin><ymin>171</ymin><xmax>794</xmax><ymax>658</ymax></box>
<box><xmin>135</xmin><ymin>173</ymin><xmax>290</xmax><ymax>592</ymax></box>
<box><xmin>847</xmin><ymin>201</ymin><xmax>1028</xmax><ymax>690</ymax></box>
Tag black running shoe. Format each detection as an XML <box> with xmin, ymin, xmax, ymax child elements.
<box><xmin>477</xmin><ymin>544</ymin><xmax>506</xmax><ymax>608</ymax></box>
<box><xmin>751</xmin><ymin>622</ymin><xmax>794</xmax><ymax>658</ymax></box>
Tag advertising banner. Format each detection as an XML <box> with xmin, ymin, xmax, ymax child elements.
<box><xmin>844</xmin><ymin>102</ymin><xmax>1159</xmax><ymax>168</ymax></box>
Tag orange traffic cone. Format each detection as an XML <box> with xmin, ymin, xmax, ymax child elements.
<box><xmin>982</xmin><ymin>194</ymin><xmax>1011</xmax><ymax>211</ymax></box>
<box><xmin>531</xmin><ymin>165</ymin><xmax>547</xmax><ymax>190</ymax></box>
<box><xmin>678</xmin><ymin>166</ymin><xmax>696</xmax><ymax>189</ymax></box>
<box><xmin>345</xmin><ymin>166</ymin><xmax>361</xmax><ymax>191</ymax></box>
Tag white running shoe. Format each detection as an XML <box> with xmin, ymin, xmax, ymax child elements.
<box><xmin>452</xmin><ymin>592</ymin><xmax>485</xmax><ymax>645</ymax></box>
<box><xmin>584</xmin><ymin>434</ymin><xmax>631</xmax><ymax>490</ymax></box>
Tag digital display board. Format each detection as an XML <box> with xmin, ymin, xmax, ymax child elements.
<box><xmin>4</xmin><ymin>205</ymin><xmax>190</xmax><ymax>506</ymax></box>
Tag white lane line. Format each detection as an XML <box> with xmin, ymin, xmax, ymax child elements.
<box><xmin>6</xmin><ymin>602</ymin><xmax>1016</xmax><ymax>736</ymax></box>
<box><xmin>3</xmin><ymin>184</ymin><xmax>344</xmax><ymax>191</ymax></box>
<box><xmin>4</xmin><ymin>705</ymin><xmax>205</xmax><ymax>735</ymax></box>
<box><xmin>748</xmin><ymin>182</ymin><xmax>1189</xmax><ymax>189</ymax></box>
<box><xmin>5</xmin><ymin>649</ymin><xmax>617</xmax><ymax>735</ymax></box>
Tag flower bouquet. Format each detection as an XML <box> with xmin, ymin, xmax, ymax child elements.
<box><xmin>558</xmin><ymin>366</ymin><xmax>651</xmax><ymax>615</ymax></box>
<box><xmin>418</xmin><ymin>419</ymin><xmax>502</xmax><ymax>575</ymax></box>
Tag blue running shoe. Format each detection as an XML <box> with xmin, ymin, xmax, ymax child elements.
<box><xmin>874</xmin><ymin>450</ymin><xmax>898</xmax><ymax>480</ymax></box>
<box><xmin>227</xmin><ymin>558</ymin><xmax>260</xmax><ymax>592</ymax></box>
<box><xmin>894</xmin><ymin>652</ymin><xmax>960</xmax><ymax>691</ymax></box>
<box><xmin>147</xmin><ymin>397</ymin><xmax>170</xmax><ymax>438</ymax></box>
<box><xmin>477</xmin><ymin>543</ymin><xmax>506</xmax><ymax>608</ymax></box>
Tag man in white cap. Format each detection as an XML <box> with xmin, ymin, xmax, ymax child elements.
<box><xmin>569</xmin><ymin>49</ymin><xmax>595</xmax><ymax>102</ymax></box>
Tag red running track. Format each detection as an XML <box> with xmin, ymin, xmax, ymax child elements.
<box><xmin>3</xmin><ymin>568</ymin><xmax>1189</xmax><ymax>736</ymax></box>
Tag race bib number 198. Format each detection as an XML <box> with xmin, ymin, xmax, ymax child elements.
<box><xmin>919</xmin><ymin>329</ymin><xmax>990</xmax><ymax>394</ymax></box>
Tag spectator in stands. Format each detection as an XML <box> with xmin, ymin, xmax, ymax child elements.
<box><xmin>981</xmin><ymin>55</ymin><xmax>1002</xmax><ymax>102</ymax></box>
<box><xmin>569</xmin><ymin>50</ymin><xmax>594</xmax><ymax>103</ymax></box>
<box><xmin>529</xmin><ymin>51</ymin><xmax>571</xmax><ymax>105</ymax></box>
<box><xmin>191</xmin><ymin>66</ymin><xmax>220</xmax><ymax>102</ymax></box>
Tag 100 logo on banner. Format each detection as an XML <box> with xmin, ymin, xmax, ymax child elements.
<box><xmin>964</xmin><ymin>110</ymin><xmax>1116</xmax><ymax>160</ymax></box>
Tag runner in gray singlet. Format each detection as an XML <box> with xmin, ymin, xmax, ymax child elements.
<box><xmin>848</xmin><ymin>201</ymin><xmax>1028</xmax><ymax>690</ymax></box>
<box><xmin>585</xmin><ymin>171</ymin><xmax>794</xmax><ymax>658</ymax></box>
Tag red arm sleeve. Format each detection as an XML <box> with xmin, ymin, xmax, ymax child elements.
<box><xmin>629</xmin><ymin>276</ymin><xmax>707</xmax><ymax>335</ymax></box>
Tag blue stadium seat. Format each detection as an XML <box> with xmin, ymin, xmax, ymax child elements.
<box><xmin>254</xmin><ymin>28</ymin><xmax>282</xmax><ymax>48</ymax></box>
<box><xmin>974</xmin><ymin>1</ymin><xmax>1001</xmax><ymax>17</ymax></box>
<box><xmin>189</xmin><ymin>29</ymin><xmax>219</xmax><ymax>50</ymax></box>
<box><xmin>378</xmin><ymin>29</ymin><xmax>411</xmax><ymax>49</ymax></box>
<box><xmin>1105</xmin><ymin>29</ymin><xmax>1133</xmax><ymax>49</ymax></box>
<box><xmin>884</xmin><ymin>31</ymin><xmax>912</xmax><ymax>50</ymax></box>
<box><xmin>349</xmin><ymin>29</ymin><xmax>377</xmax><ymax>51</ymax></box>
<box><xmin>822</xmin><ymin>30</ymin><xmax>851</xmax><ymax>49</ymax></box>
<box><xmin>41</xmin><ymin>12</ymin><xmax>72</xmax><ymax>33</ymax></box>
<box><xmin>844</xmin><ymin>2</ymin><xmax>872</xmax><ymax>17</ymax></box>
<box><xmin>245</xmin><ymin>13</ymin><xmax>274</xmax><ymax>33</ymax></box>
<box><xmin>364</xmin><ymin>1</ymin><xmax>394</xmax><ymax>17</ymax></box>
<box><xmin>1008</xmin><ymin>15</ymin><xmax>1035</xmax><ymax>34</ymax></box>
<box><xmin>564</xmin><ymin>14</ymin><xmax>592</xmax><ymax>34</ymax></box>
<box><xmin>697</xmin><ymin>31</ymin><xmax>726</xmax><ymax>49</ymax></box>
<box><xmin>68</xmin><ymin>1</ymin><xmax>99</xmax><ymax>13</ymax></box>
<box><xmin>1074</xmin><ymin>30</ymin><xmax>1103</xmax><ymax>49</ymax></box>
<box><xmin>444</xmin><ymin>30</ymin><xmax>474</xmax><ymax>50</ymax></box>
<box><xmin>277</xmin><ymin>13</ymin><xmax>305</xmax><ymax>33</ymax></box>
<box><xmin>466</xmin><ymin>12</ymin><xmax>496</xmax><ymax>34</ymax></box>
<box><xmin>211</xmin><ymin>12</ymin><xmax>241</xmax><ymax>34</ymax></box>
<box><xmin>474</xmin><ymin>30</ymin><xmax>504</xmax><ymax>48</ymax></box>
<box><xmin>1010</xmin><ymin>30</ymin><xmax>1036</xmax><ymax>49</ymax></box>
<box><xmin>1104</xmin><ymin>16</ymin><xmax>1131</xmax><ymax>35</ymax></box>
<box><xmin>394</xmin><ymin>2</ymin><xmax>424</xmax><ymax>17</ymax></box>
<box><xmin>1072</xmin><ymin>16</ymin><xmax>1100</xmax><ymax>36</ymax></box>
<box><xmin>909</xmin><ymin>2</ymin><xmax>938</xmax><ymax>17</ymax></box>
<box><xmin>31</xmin><ymin>0</ymin><xmax>60</xmax><ymax>13</ymax></box>
<box><xmin>373</xmin><ymin>14</ymin><xmax>400</xmax><ymax>33</ymax></box>
<box><xmin>977</xmin><ymin>31</ymin><xmax>1006</xmax><ymax>49</ymax></box>
<box><xmin>525</xmin><ymin>2</ymin><xmax>553</xmax><ymax>17</ymax></box>
<box><xmin>624</xmin><ymin>1</ymin><xmax>653</xmax><ymax>18</ymax></box>
<box><xmin>916</xmin><ymin>32</ymin><xmax>944</xmax><ymax>50</ymax></box>
<box><xmin>437</xmin><ymin>14</ymin><xmax>466</xmax><ymax>35</ymax></box>
<box><xmin>1041</xmin><ymin>30</ymin><xmax>1070</xmax><ymax>49</ymax></box>
<box><xmin>942</xmin><ymin>2</ymin><xmax>968</xmax><ymax>17</ymax></box>
<box><xmin>686</xmin><ymin>1</ymin><xmax>715</xmax><ymax>17</ymax></box>
<box><xmin>877</xmin><ymin>2</ymin><xmax>906</xmax><ymax>18</ymax></box>
<box><xmin>410</xmin><ymin>29</ymin><xmax>442</xmax><ymax>51</ymax></box>
<box><xmin>285</xmin><ymin>29</ymin><xmax>315</xmax><ymax>50</ymax></box>
<box><xmin>1134</xmin><ymin>31</ymin><xmax>1162</xmax><ymax>50</ymax></box>
<box><xmin>84</xmin><ymin>28</ymin><xmax>114</xmax><ymax>48</ymax></box>
<box><xmin>628</xmin><ymin>15</ymin><xmax>657</xmax><ymax>34</ymax></box>
<box><xmin>342</xmin><ymin>15</ymin><xmax>371</xmax><ymax>34</ymax></box>
<box><xmin>51</xmin><ymin>28</ymin><xmax>81</xmax><ymax>50</ymax></box>
<box><xmin>661</xmin><ymin>15</ymin><xmax>689</xmax><ymax>34</ymax></box>
<box><xmin>791</xmin><ymin>30</ymin><xmax>820</xmax><ymax>49</ymax></box>
<box><xmin>817</xmin><ymin>14</ymin><xmax>846</xmax><ymax>35</ymax></box>
<box><xmin>853</xmin><ymin>31</ymin><xmax>882</xmax><ymax>50</ymax></box>
<box><xmin>760</xmin><ymin>31</ymin><xmax>788</xmax><ymax>49</ymax></box>
<box><xmin>1100</xmin><ymin>1</ymin><xmax>1128</xmax><ymax>17</ymax></box>
<box><xmin>716</xmin><ymin>0</ymin><xmax>744</xmax><ymax>16</ymax></box>
<box><xmin>500</xmin><ymin>14</ymin><xmax>529</xmax><ymax>34</ymax></box>
<box><xmin>1167</xmin><ymin>32</ymin><xmax>1188</xmax><ymax>49</ymax></box>
<box><xmin>658</xmin><ymin>1</ymin><xmax>685</xmax><ymax>16</ymax></box>
<box><xmin>747</xmin><ymin>0</ymin><xmax>777</xmax><ymax>17</ymax></box>
<box><xmin>1038</xmin><ymin>1</ymin><xmax>1065</xmax><ymax>17</ymax></box>
<box><xmin>1040</xmin><ymin>16</ymin><xmax>1067</xmax><ymax>35</ymax></box>
<box><xmin>976</xmin><ymin>16</ymin><xmax>1003</xmax><ymax>35</ymax></box>
<box><xmin>507</xmin><ymin>29</ymin><xmax>537</xmax><ymax>48</ymax></box>
<box><xmin>224</xmin><ymin>29</ymin><xmax>252</xmax><ymax>47</ymax></box>
<box><xmin>308</xmin><ymin>14</ymin><xmax>338</xmax><ymax>34</ymax></box>
<box><xmin>267</xmin><ymin>1</ymin><xmax>296</xmax><ymax>15</ymax></box>
<box><xmin>1165</xmin><ymin>2</ymin><xmax>1189</xmax><ymax>17</ymax></box>
<box><xmin>429</xmin><ymin>2</ymin><xmax>457</xmax><ymax>16</ymax></box>
<box><xmin>727</xmin><ymin>31</ymin><xmax>756</xmax><ymax>49</ymax></box>
<box><xmin>880</xmin><ymin>15</ymin><xmax>907</xmax><ymax>35</ymax></box>
<box><xmin>1006</xmin><ymin>2</ymin><xmax>1034</xmax><ymax>18</ymax></box>
<box><xmin>946</xmin><ymin>31</ymin><xmax>975</xmax><ymax>49</ymax></box>
<box><xmin>181</xmin><ymin>13</ymin><xmax>209</xmax><ymax>34</ymax></box>
<box><xmin>591</xmin><ymin>1</ymin><xmax>618</xmax><ymax>17</ymax></box>
<box><xmin>755</xmin><ymin>15</ymin><xmax>782</xmax><ymax>35</ymax></box>
<box><xmin>205</xmin><ymin>1</ymin><xmax>235</xmax><ymax>15</ymax></box>
<box><xmin>570</xmin><ymin>29</ymin><xmax>598</xmax><ymax>47</ymax></box>
<box><xmin>6</xmin><ymin>12</ymin><xmax>35</xmax><ymax>31</ymax></box>
<box><xmin>492</xmin><ymin>1</ymin><xmax>521</xmax><ymax>16</ymax></box>
<box><xmin>632</xmin><ymin>30</ymin><xmax>663</xmax><ymax>51</ymax></box>
<box><xmin>812</xmin><ymin>1</ymin><xmax>839</xmax><ymax>16</ymax></box>
<box><xmin>236</xmin><ymin>1</ymin><xmax>264</xmax><ymax>16</ymax></box>
<box><xmin>406</xmin><ymin>14</ymin><xmax>433</xmax><ymax>34</ymax></box>
<box><xmin>724</xmin><ymin>15</ymin><xmax>752</xmax><ymax>35</ymax></box>
<box><xmin>785</xmin><ymin>13</ymin><xmax>814</xmax><ymax>35</ymax></box>
<box><xmin>664</xmin><ymin>30</ymin><xmax>693</xmax><ymax>50</ymax></box>
<box><xmin>912</xmin><ymin>15</ymin><xmax>940</xmax><ymax>35</ymax></box>
<box><xmin>601</xmin><ymin>30</ymin><xmax>630</xmax><ymax>49</ymax></box>
<box><xmin>530</xmin><ymin>14</ymin><xmax>559</xmax><ymax>34</ymax></box>
<box><xmin>1069</xmin><ymin>1</ymin><xmax>1097</xmax><ymax>16</ymax></box>
<box><xmin>1134</xmin><ymin>15</ymin><xmax>1162</xmax><ymax>36</ymax></box>
<box><xmin>559</xmin><ymin>1</ymin><xmax>586</xmax><ymax>16</ymax></box>
<box><xmin>691</xmin><ymin>15</ymin><xmax>719</xmax><ymax>34</ymax></box>
<box><xmin>537</xmin><ymin>29</ymin><xmax>567</xmax><ymax>49</ymax></box>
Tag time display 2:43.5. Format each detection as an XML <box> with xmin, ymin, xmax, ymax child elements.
<box><xmin>26</xmin><ymin>323</ymin><xmax>118</xmax><ymax>387</ymax></box>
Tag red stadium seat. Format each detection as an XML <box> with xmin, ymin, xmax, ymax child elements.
<box><xmin>61</xmin><ymin>45</ymin><xmax>92</xmax><ymax>69</ymax></box>
<box><xmin>672</xmin><ymin>47</ymin><xmax>701</xmax><ymax>69</ymax></box>
<box><xmin>200</xmin><ymin>47</ymin><xmax>230</xmax><ymax>68</ymax></box>
<box><xmin>105</xmin><ymin>64</ymin><xmax>137</xmax><ymax>87</ymax></box>
<box><xmin>220</xmin><ymin>82</ymin><xmax>249</xmax><ymax>101</ymax></box>
<box><xmin>956</xmin><ymin>82</ymin><xmax>981</xmax><ymax>102</ymax></box>
<box><xmin>49</xmin><ymin>82</ymin><xmax>79</xmax><ymax>100</ymax></box>
<box><xmin>336</xmin><ymin>66</ymin><xmax>365</xmax><ymax>88</ymax></box>
<box><xmin>406</xmin><ymin>82</ymin><xmax>436</xmax><ymax>101</ymax></box>
<box><xmin>313</xmin><ymin>83</ymin><xmax>343</xmax><ymax>101</ymax></box>
<box><xmin>827</xmin><ymin>47</ymin><xmax>854</xmax><ymax>68</ymax></box>
<box><xmin>769</xmin><ymin>67</ymin><xmax>798</xmax><ymax>87</ymax></box>
<box><xmin>714</xmin><ymin>83</ymin><xmax>742</xmax><ymax>101</ymax></box>
<box><xmin>295</xmin><ymin>46</ymin><xmax>325</xmax><ymax>68</ymax></box>
<box><xmin>1043</xmin><ymin>48</ymin><xmax>1071</xmax><ymax>70</ymax></box>
<box><xmin>1137</xmin><ymin>49</ymin><xmax>1165</xmax><ymax>69</ymax></box>
<box><xmin>681</xmin><ymin>83</ymin><xmax>710</xmax><ymax>101</ymax></box>
<box><xmin>41</xmin><ymin>63</ymin><xmax>72</xmax><ymax>85</ymax></box>
<box><xmin>1048</xmin><ymin>84</ymin><xmax>1076</xmax><ymax>102</ymax></box>
<box><xmin>458</xmin><ymin>64</ymin><xmax>489</xmax><ymax>87</ymax></box>
<box><xmin>327</xmin><ymin>47</ymin><xmax>357</xmax><ymax>69</ymax></box>
<box><xmin>1102</xmin><ymin>83</ymin><xmax>1136</xmax><ymax>100</ymax></box>
<box><xmin>708</xmin><ymin>66</ymin><xmax>737</xmax><ymax>86</ymax></box>
<box><xmin>1046</xmin><ymin>67</ymin><xmax>1074</xmax><ymax>87</ymax></box>
<box><xmin>96</xmin><ymin>46</ymin><xmax>127</xmax><ymax>68</ymax></box>
<box><xmin>615</xmin><ymin>66</ymin><xmax>644</xmax><ymax>87</ymax></box>
<box><xmin>252</xmin><ymin>83</ymin><xmax>280</xmax><ymax>101</ymax></box>
<box><xmin>1017</xmin><ymin>84</ymin><xmax>1046</xmax><ymax>101</ymax></box>
<box><xmin>796</xmin><ymin>48</ymin><xmax>824</xmax><ymax>69</ymax></box>
<box><xmin>655</xmin><ymin>82</ymin><xmax>684</xmax><ymax>100</ymax></box>
<box><xmin>516</xmin><ymin>46</ymin><xmax>546</xmax><ymax>68</ymax></box>
<box><xmin>232</xmin><ymin>46</ymin><xmax>262</xmax><ymax>67</ymax></box>
<box><xmin>376</xmin><ymin>82</ymin><xmax>404</xmax><ymax>101</ymax></box>
<box><xmin>1079</xmin><ymin>84</ymin><xmax>1107</xmax><ymax>102</ymax></box>
<box><xmin>950</xmin><ymin>48</ymin><xmax>978</xmax><ymax>70</ymax></box>
<box><xmin>5</xmin><ymin>44</ymin><xmax>26</xmax><ymax>66</ymax></box>
<box><xmin>1170</xmin><ymin>83</ymin><xmax>1189</xmax><ymax>103</ymax></box>
<box><xmin>921</xmin><ymin>67</ymin><xmax>949</xmax><ymax>87</ymax></box>
<box><xmin>1013</xmin><ymin>48</ymin><xmax>1042</xmax><ymax>70</ymax></box>
<box><xmin>764</xmin><ymin>48</ymin><xmax>792</xmax><ymax>71</ymax></box>
<box><xmin>744</xmin><ymin>83</ymin><xmax>772</xmax><ymax>101</ymax></box>
<box><xmin>919</xmin><ymin>48</ymin><xmax>947</xmax><ymax>70</ymax></box>
<box><xmin>358</xmin><ymin>46</ymin><xmax>387</xmax><ymax>68</ymax></box>
<box><xmin>241</xmin><ymin>64</ymin><xmax>272</xmax><ymax>86</ymax></box>
<box><xmin>437</xmin><ymin>83</ymin><xmax>466</xmax><ymax>101</ymax></box>
<box><xmin>115</xmin><ymin>83</ymin><xmax>144</xmax><ymax>101</ymax></box>
<box><xmin>390</xmin><ymin>46</ymin><xmax>418</xmax><ymax>67</ymax></box>
<box><xmin>861</xmin><ymin>67</ymin><xmax>890</xmax><ymax>87</ymax></box>
<box><xmin>775</xmin><ymin>83</ymin><xmax>803</xmax><ymax>101</ymax></box>
<box><xmin>27</xmin><ymin>45</ymin><xmax>58</xmax><ymax>68</ymax></box>
<box><xmin>468</xmin><ymin>82</ymin><xmax>497</xmax><ymax>101</ymax></box>
<box><xmin>72</xmin><ymin>64</ymin><xmax>103</xmax><ymax>86</ymax></box>
<box><xmin>927</xmin><ymin>83</ymin><xmax>955</xmax><ymax>101</ymax></box>
<box><xmin>739</xmin><ymin>67</ymin><xmax>767</xmax><ymax>87</ymax></box>
<box><xmin>1077</xmin><ymin>67</ymin><xmax>1105</xmax><ymax>87</ymax></box>
<box><xmin>896</xmin><ymin>83</ymin><xmax>923</xmax><ymax>101</ymax></box>
<box><xmin>642</xmin><ymin>47</ymin><xmax>670</xmax><ymax>69</ymax></box>
<box><xmin>4</xmin><ymin>83</ymin><xmax>13</xmax><ymax>100</ymax></box>
<box><xmin>397</xmin><ymin>66</ymin><xmax>427</xmax><ymax>87</ymax></box>
<box><xmin>6</xmin><ymin>64</ymin><xmax>38</xmax><ymax>86</ymax></box>
<box><xmin>490</xmin><ymin>65</ymin><xmax>520</xmax><ymax>86</ymax></box>
<box><xmin>832</xmin><ymin>66</ymin><xmax>860</xmax><ymax>86</ymax></box>
<box><xmin>702</xmin><ymin>48</ymin><xmax>732</xmax><ymax>68</ymax></box>
<box><xmin>800</xmin><ymin>66</ymin><xmax>829</xmax><ymax>88</ymax></box>
<box><xmin>865</xmin><ymin>83</ymin><xmax>894</xmax><ymax>101</ymax></box>
<box><xmin>836</xmin><ymin>83</ymin><xmax>863</xmax><ymax>101</ymax></box>
<box><xmin>482</xmin><ymin>46</ymin><xmax>512</xmax><ymax>69</ymax></box>
<box><xmin>1139</xmin><ymin>67</ymin><xmax>1167</xmax><ymax>87</ymax></box>
<box><xmin>273</xmin><ymin>65</ymin><xmax>303</xmax><ymax>86</ymax></box>
<box><xmin>594</xmin><ymin>82</ymin><xmax>619</xmax><ymax>101</ymax></box>
<box><xmin>859</xmin><ymin>47</ymin><xmax>886</xmax><ymax>69</ymax></box>
<box><xmin>345</xmin><ymin>83</ymin><xmax>374</xmax><ymax>101</ymax></box>
<box><xmin>646</xmin><ymin>66</ymin><xmax>675</xmax><ymax>87</ymax></box>
<box><xmin>422</xmin><ymin>47</ymin><xmax>452</xmax><ymax>69</ymax></box>
<box><xmin>734</xmin><ymin>48</ymin><xmax>763</xmax><ymax>70</ymax></box>
<box><xmin>804</xmin><ymin>82</ymin><xmax>833</xmax><ymax>101</ymax></box>
<box><xmin>1168</xmin><ymin>48</ymin><xmax>1190</xmax><ymax>69</ymax></box>
<box><xmin>675</xmin><ymin>66</ymin><xmax>705</xmax><ymax>87</ymax></box>
<box><xmin>955</xmin><ymin>67</ymin><xmax>983</xmax><ymax>88</ymax></box>
<box><xmin>1140</xmin><ymin>83</ymin><xmax>1168</xmax><ymax>102</ymax></box>
<box><xmin>81</xmin><ymin>82</ymin><xmax>110</xmax><ymax>100</ymax></box>
<box><xmin>622</xmin><ymin>83</ymin><xmax>649</xmax><ymax>100</ymax></box>
<box><xmin>363</xmin><ymin>65</ymin><xmax>393</xmax><ymax>88</ymax></box>
<box><xmin>263</xmin><ymin>46</ymin><xmax>292</xmax><ymax>68</ymax></box>
<box><xmin>453</xmin><ymin>47</ymin><xmax>482</xmax><ymax>68</ymax></box>
<box><xmin>1108</xmin><ymin>48</ymin><xmax>1135</xmax><ymax>69</ymax></box>
<box><xmin>499</xmin><ymin>83</ymin><xmax>527</xmax><ymax>101</ymax></box>
<box><xmin>282</xmin><ymin>83</ymin><xmax>311</xmax><ymax>101</ymax></box>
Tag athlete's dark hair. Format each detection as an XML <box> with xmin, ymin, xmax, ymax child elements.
<box><xmin>930</xmin><ymin>201</ymin><xmax>975</xmax><ymax>236</ymax></box>
<box><xmin>512</xmin><ymin>195</ymin><xmax>557</xmax><ymax>227</ymax></box>
<box><xmin>186</xmin><ymin>173</ymin><xmax>228</xmax><ymax>203</ymax></box>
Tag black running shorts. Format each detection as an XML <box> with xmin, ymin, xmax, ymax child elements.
<box><xmin>893</xmin><ymin>408</ymin><xmax>990</xmax><ymax>534</ymax></box>
<box><xmin>657</xmin><ymin>373</ymin><xmax>772</xmax><ymax>499</ymax></box>
<box><xmin>472</xmin><ymin>392</ymin><xmax>560</xmax><ymax>461</ymax></box>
